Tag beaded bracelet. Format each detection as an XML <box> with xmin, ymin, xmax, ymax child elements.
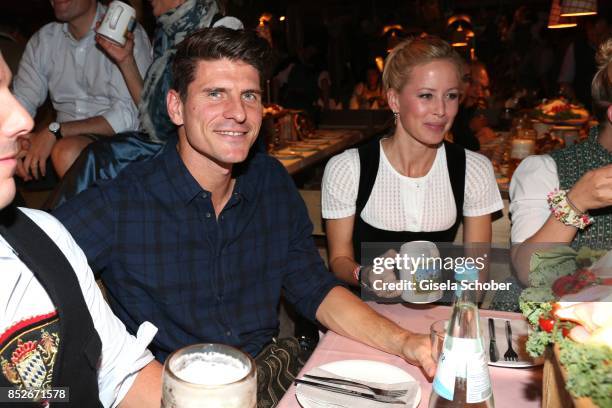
<box><xmin>546</xmin><ymin>189</ymin><xmax>594</xmax><ymax>230</ymax></box>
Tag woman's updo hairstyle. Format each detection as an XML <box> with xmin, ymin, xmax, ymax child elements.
<box><xmin>591</xmin><ymin>38</ymin><xmax>612</xmax><ymax>123</ymax></box>
<box><xmin>382</xmin><ymin>36</ymin><xmax>465</xmax><ymax>93</ymax></box>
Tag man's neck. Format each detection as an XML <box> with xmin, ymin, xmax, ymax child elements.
<box><xmin>67</xmin><ymin>2</ymin><xmax>97</xmax><ymax>40</ymax></box>
<box><xmin>177</xmin><ymin>142</ymin><xmax>237</xmax><ymax>217</ymax></box>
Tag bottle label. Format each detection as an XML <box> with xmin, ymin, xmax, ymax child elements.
<box><xmin>466</xmin><ymin>351</ymin><xmax>492</xmax><ymax>403</ymax></box>
<box><xmin>432</xmin><ymin>337</ymin><xmax>491</xmax><ymax>402</ymax></box>
<box><xmin>432</xmin><ymin>349</ymin><xmax>456</xmax><ymax>401</ymax></box>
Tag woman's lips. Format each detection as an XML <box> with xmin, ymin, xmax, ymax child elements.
<box><xmin>424</xmin><ymin>123</ymin><xmax>446</xmax><ymax>132</ymax></box>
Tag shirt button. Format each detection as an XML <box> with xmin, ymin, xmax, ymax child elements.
<box><xmin>220</xmin><ymin>215</ymin><xmax>224</xmax><ymax>220</ymax></box>
<box><xmin>205</xmin><ymin>212</ymin><xmax>212</xmax><ymax>218</ymax></box>
<box><xmin>226</xmin><ymin>330</ymin><xmax>232</xmax><ymax>337</ymax></box>
<box><xmin>202</xmin><ymin>192</ymin><xmax>208</xmax><ymax>198</ymax></box>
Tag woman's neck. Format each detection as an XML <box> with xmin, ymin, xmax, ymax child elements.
<box><xmin>382</xmin><ymin>133</ymin><xmax>440</xmax><ymax>178</ymax></box>
<box><xmin>598</xmin><ymin>124</ymin><xmax>612</xmax><ymax>152</ymax></box>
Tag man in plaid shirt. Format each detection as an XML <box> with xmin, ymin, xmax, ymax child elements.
<box><xmin>54</xmin><ymin>28</ymin><xmax>435</xmax><ymax>377</ymax></box>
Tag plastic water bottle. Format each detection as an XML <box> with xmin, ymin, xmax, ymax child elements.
<box><xmin>429</xmin><ymin>266</ymin><xmax>494</xmax><ymax>408</ymax></box>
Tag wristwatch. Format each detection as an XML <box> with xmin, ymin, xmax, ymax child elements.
<box><xmin>48</xmin><ymin>122</ymin><xmax>62</xmax><ymax>140</ymax></box>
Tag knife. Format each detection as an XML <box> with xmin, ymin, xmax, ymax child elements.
<box><xmin>488</xmin><ymin>318</ymin><xmax>499</xmax><ymax>362</ymax></box>
<box><xmin>295</xmin><ymin>378</ymin><xmax>404</xmax><ymax>404</ymax></box>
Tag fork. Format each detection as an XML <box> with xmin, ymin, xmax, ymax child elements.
<box><xmin>303</xmin><ymin>374</ymin><xmax>408</xmax><ymax>397</ymax></box>
<box><xmin>504</xmin><ymin>320</ymin><xmax>519</xmax><ymax>361</ymax></box>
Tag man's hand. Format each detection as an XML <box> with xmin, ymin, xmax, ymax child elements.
<box><xmin>567</xmin><ymin>164</ymin><xmax>612</xmax><ymax>213</ymax></box>
<box><xmin>364</xmin><ymin>249</ymin><xmax>403</xmax><ymax>298</ymax></box>
<box><xmin>20</xmin><ymin>128</ymin><xmax>55</xmax><ymax>180</ymax></box>
<box><xmin>400</xmin><ymin>332</ymin><xmax>437</xmax><ymax>379</ymax></box>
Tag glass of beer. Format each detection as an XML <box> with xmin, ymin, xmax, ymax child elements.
<box><xmin>162</xmin><ymin>343</ymin><xmax>257</xmax><ymax>408</ymax></box>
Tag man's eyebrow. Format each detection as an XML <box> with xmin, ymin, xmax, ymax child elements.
<box><xmin>202</xmin><ymin>87</ymin><xmax>226</xmax><ymax>92</ymax></box>
<box><xmin>242</xmin><ymin>89</ymin><xmax>262</xmax><ymax>94</ymax></box>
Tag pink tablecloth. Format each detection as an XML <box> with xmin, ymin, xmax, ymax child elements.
<box><xmin>278</xmin><ymin>303</ymin><xmax>542</xmax><ymax>408</ymax></box>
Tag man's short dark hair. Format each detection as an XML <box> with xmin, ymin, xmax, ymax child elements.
<box><xmin>172</xmin><ymin>27</ymin><xmax>272</xmax><ymax>100</ymax></box>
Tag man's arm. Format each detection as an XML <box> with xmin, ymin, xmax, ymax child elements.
<box><xmin>11</xmin><ymin>30</ymin><xmax>49</xmax><ymax>118</ymax></box>
<box><xmin>316</xmin><ymin>286</ymin><xmax>436</xmax><ymax>378</ymax></box>
<box><xmin>117</xmin><ymin>360</ymin><xmax>162</xmax><ymax>408</ymax></box>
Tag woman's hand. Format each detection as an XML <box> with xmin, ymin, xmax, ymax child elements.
<box><xmin>364</xmin><ymin>249</ymin><xmax>403</xmax><ymax>298</ymax></box>
<box><xmin>567</xmin><ymin>164</ymin><xmax>612</xmax><ymax>212</ymax></box>
<box><xmin>95</xmin><ymin>21</ymin><xmax>136</xmax><ymax>68</ymax></box>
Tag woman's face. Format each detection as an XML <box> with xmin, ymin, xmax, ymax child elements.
<box><xmin>149</xmin><ymin>0</ymin><xmax>185</xmax><ymax>17</ymax></box>
<box><xmin>387</xmin><ymin>59</ymin><xmax>461</xmax><ymax>147</ymax></box>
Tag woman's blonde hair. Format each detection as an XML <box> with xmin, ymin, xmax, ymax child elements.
<box><xmin>592</xmin><ymin>38</ymin><xmax>612</xmax><ymax>123</ymax></box>
<box><xmin>382</xmin><ymin>36</ymin><xmax>465</xmax><ymax>92</ymax></box>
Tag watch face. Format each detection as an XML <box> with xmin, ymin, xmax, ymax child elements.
<box><xmin>49</xmin><ymin>122</ymin><xmax>60</xmax><ymax>133</ymax></box>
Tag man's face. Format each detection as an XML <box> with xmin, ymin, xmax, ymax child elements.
<box><xmin>0</xmin><ymin>55</ymin><xmax>34</xmax><ymax>209</ymax></box>
<box><xmin>50</xmin><ymin>0</ymin><xmax>95</xmax><ymax>23</ymax></box>
<box><xmin>167</xmin><ymin>58</ymin><xmax>263</xmax><ymax>171</ymax></box>
<box><xmin>466</xmin><ymin>65</ymin><xmax>490</xmax><ymax>107</ymax></box>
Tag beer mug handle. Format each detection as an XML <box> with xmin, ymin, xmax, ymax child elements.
<box><xmin>109</xmin><ymin>7</ymin><xmax>123</xmax><ymax>30</ymax></box>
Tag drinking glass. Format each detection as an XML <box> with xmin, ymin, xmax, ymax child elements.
<box><xmin>430</xmin><ymin>319</ymin><xmax>448</xmax><ymax>362</ymax></box>
<box><xmin>162</xmin><ymin>343</ymin><xmax>257</xmax><ymax>408</ymax></box>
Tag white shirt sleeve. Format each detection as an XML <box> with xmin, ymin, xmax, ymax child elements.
<box><xmin>322</xmin><ymin>149</ymin><xmax>360</xmax><ymax>219</ymax></box>
<box><xmin>509</xmin><ymin>155</ymin><xmax>559</xmax><ymax>243</ymax></box>
<box><xmin>101</xmin><ymin>24</ymin><xmax>152</xmax><ymax>132</ymax></box>
<box><xmin>12</xmin><ymin>29</ymin><xmax>49</xmax><ymax>117</ymax></box>
<box><xmin>20</xmin><ymin>209</ymin><xmax>157</xmax><ymax>408</ymax></box>
<box><xmin>463</xmin><ymin>150</ymin><xmax>504</xmax><ymax>217</ymax></box>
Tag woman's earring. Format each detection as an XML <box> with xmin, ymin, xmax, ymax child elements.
<box><xmin>393</xmin><ymin>112</ymin><xmax>399</xmax><ymax>124</ymax></box>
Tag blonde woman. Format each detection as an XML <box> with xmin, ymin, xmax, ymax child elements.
<box><xmin>322</xmin><ymin>36</ymin><xmax>502</xmax><ymax>291</ymax></box>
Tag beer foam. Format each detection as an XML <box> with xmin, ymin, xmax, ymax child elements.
<box><xmin>173</xmin><ymin>352</ymin><xmax>249</xmax><ymax>385</ymax></box>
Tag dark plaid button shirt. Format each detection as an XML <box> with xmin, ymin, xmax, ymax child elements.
<box><xmin>54</xmin><ymin>140</ymin><xmax>339</xmax><ymax>361</ymax></box>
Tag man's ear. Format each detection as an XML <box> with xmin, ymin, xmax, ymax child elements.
<box><xmin>166</xmin><ymin>89</ymin><xmax>184</xmax><ymax>126</ymax></box>
<box><xmin>387</xmin><ymin>88</ymin><xmax>399</xmax><ymax>113</ymax></box>
<box><xmin>607</xmin><ymin>104</ymin><xmax>612</xmax><ymax>125</ymax></box>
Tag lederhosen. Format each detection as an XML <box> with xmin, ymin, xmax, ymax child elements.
<box><xmin>352</xmin><ymin>138</ymin><xmax>466</xmax><ymax>264</ymax></box>
<box><xmin>0</xmin><ymin>206</ymin><xmax>102</xmax><ymax>407</ymax></box>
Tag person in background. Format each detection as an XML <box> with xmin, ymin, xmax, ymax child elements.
<box><xmin>0</xmin><ymin>52</ymin><xmax>161</xmax><ymax>408</ymax></box>
<box><xmin>558</xmin><ymin>14</ymin><xmax>610</xmax><ymax>107</ymax></box>
<box><xmin>451</xmin><ymin>60</ymin><xmax>496</xmax><ymax>151</ymax></box>
<box><xmin>322</xmin><ymin>36</ymin><xmax>502</xmax><ymax>293</ymax></box>
<box><xmin>12</xmin><ymin>0</ymin><xmax>152</xmax><ymax>181</ymax></box>
<box><xmin>44</xmin><ymin>0</ymin><xmax>241</xmax><ymax>209</ymax></box>
<box><xmin>349</xmin><ymin>65</ymin><xmax>387</xmax><ymax>109</ymax></box>
<box><xmin>510</xmin><ymin>38</ymin><xmax>612</xmax><ymax>285</ymax></box>
<box><xmin>0</xmin><ymin>21</ymin><xmax>26</xmax><ymax>75</ymax></box>
<box><xmin>53</xmin><ymin>28</ymin><xmax>436</xmax><ymax>404</ymax></box>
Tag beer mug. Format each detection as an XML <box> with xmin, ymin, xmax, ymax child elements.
<box><xmin>96</xmin><ymin>1</ymin><xmax>136</xmax><ymax>46</ymax></box>
<box><xmin>162</xmin><ymin>343</ymin><xmax>257</xmax><ymax>408</ymax></box>
<box><xmin>399</xmin><ymin>241</ymin><xmax>443</xmax><ymax>303</ymax></box>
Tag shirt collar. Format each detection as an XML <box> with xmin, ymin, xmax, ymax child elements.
<box><xmin>61</xmin><ymin>3</ymin><xmax>105</xmax><ymax>41</ymax></box>
<box><xmin>162</xmin><ymin>139</ymin><xmax>259</xmax><ymax>205</ymax></box>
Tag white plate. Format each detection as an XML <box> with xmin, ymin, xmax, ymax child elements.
<box><xmin>296</xmin><ymin>359</ymin><xmax>421</xmax><ymax>408</ymax></box>
<box><xmin>483</xmin><ymin>317</ymin><xmax>543</xmax><ymax>368</ymax></box>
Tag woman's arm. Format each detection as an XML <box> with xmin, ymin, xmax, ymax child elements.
<box><xmin>96</xmin><ymin>33</ymin><xmax>144</xmax><ymax>105</ymax></box>
<box><xmin>463</xmin><ymin>213</ymin><xmax>492</xmax><ymax>243</ymax></box>
<box><xmin>512</xmin><ymin>164</ymin><xmax>612</xmax><ymax>284</ymax></box>
<box><xmin>326</xmin><ymin>216</ymin><xmax>360</xmax><ymax>285</ymax></box>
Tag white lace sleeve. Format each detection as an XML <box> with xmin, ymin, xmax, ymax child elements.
<box><xmin>509</xmin><ymin>155</ymin><xmax>559</xmax><ymax>243</ymax></box>
<box><xmin>321</xmin><ymin>149</ymin><xmax>360</xmax><ymax>219</ymax></box>
<box><xmin>463</xmin><ymin>151</ymin><xmax>504</xmax><ymax>217</ymax></box>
